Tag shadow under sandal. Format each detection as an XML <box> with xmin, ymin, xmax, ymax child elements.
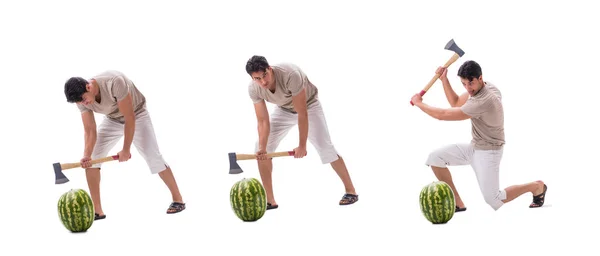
<box><xmin>530</xmin><ymin>184</ymin><xmax>547</xmax><ymax>208</ymax></box>
<box><xmin>339</xmin><ymin>194</ymin><xmax>358</xmax><ymax>205</ymax></box>
<box><xmin>167</xmin><ymin>202</ymin><xmax>186</xmax><ymax>214</ymax></box>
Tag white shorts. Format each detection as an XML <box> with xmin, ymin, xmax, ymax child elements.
<box><xmin>255</xmin><ymin>101</ymin><xmax>340</xmax><ymax>164</ymax></box>
<box><xmin>90</xmin><ymin>110</ymin><xmax>169</xmax><ymax>174</ymax></box>
<box><xmin>425</xmin><ymin>143</ymin><xmax>506</xmax><ymax>210</ymax></box>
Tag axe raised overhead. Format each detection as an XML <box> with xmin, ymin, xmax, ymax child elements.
<box><xmin>228</xmin><ymin>151</ymin><xmax>295</xmax><ymax>174</ymax></box>
<box><xmin>411</xmin><ymin>39</ymin><xmax>465</xmax><ymax>105</ymax></box>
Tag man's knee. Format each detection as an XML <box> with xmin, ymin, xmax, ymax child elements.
<box><xmin>483</xmin><ymin>190</ymin><xmax>506</xmax><ymax>211</ymax></box>
<box><xmin>90</xmin><ymin>151</ymin><xmax>109</xmax><ymax>169</ymax></box>
<box><xmin>148</xmin><ymin>160</ymin><xmax>169</xmax><ymax>174</ymax></box>
<box><xmin>138</xmin><ymin>148</ymin><xmax>169</xmax><ymax>174</ymax></box>
<box><xmin>254</xmin><ymin>141</ymin><xmax>279</xmax><ymax>153</ymax></box>
<box><xmin>425</xmin><ymin>143</ymin><xmax>472</xmax><ymax>168</ymax></box>
<box><xmin>85</xmin><ymin>167</ymin><xmax>101</xmax><ymax>174</ymax></box>
<box><xmin>320</xmin><ymin>152</ymin><xmax>339</xmax><ymax>164</ymax></box>
<box><xmin>155</xmin><ymin>164</ymin><xmax>170</xmax><ymax>175</ymax></box>
<box><xmin>312</xmin><ymin>142</ymin><xmax>339</xmax><ymax>164</ymax></box>
<box><xmin>485</xmin><ymin>199</ymin><xmax>503</xmax><ymax>211</ymax></box>
<box><xmin>425</xmin><ymin>150</ymin><xmax>447</xmax><ymax>168</ymax></box>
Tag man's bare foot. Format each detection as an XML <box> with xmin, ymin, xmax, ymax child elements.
<box><xmin>533</xmin><ymin>180</ymin><xmax>545</xmax><ymax>196</ymax></box>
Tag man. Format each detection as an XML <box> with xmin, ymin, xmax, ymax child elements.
<box><xmin>245</xmin><ymin>55</ymin><xmax>358</xmax><ymax>209</ymax></box>
<box><xmin>410</xmin><ymin>60</ymin><xmax>547</xmax><ymax>212</ymax></box>
<box><xmin>63</xmin><ymin>70</ymin><xmax>185</xmax><ymax>220</ymax></box>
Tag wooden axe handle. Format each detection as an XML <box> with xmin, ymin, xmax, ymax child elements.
<box><xmin>60</xmin><ymin>155</ymin><xmax>119</xmax><ymax>170</ymax></box>
<box><xmin>236</xmin><ymin>151</ymin><xmax>295</xmax><ymax>160</ymax></box>
<box><xmin>411</xmin><ymin>52</ymin><xmax>461</xmax><ymax>106</ymax></box>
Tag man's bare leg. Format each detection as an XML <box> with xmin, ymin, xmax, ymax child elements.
<box><xmin>330</xmin><ymin>155</ymin><xmax>356</xmax><ymax>193</ymax></box>
<box><xmin>502</xmin><ymin>180</ymin><xmax>546</xmax><ymax>206</ymax></box>
<box><xmin>85</xmin><ymin>167</ymin><xmax>105</xmax><ymax>218</ymax></box>
<box><xmin>431</xmin><ymin>166</ymin><xmax>466</xmax><ymax>209</ymax></box>
<box><xmin>257</xmin><ymin>159</ymin><xmax>277</xmax><ymax>208</ymax></box>
<box><xmin>158</xmin><ymin>166</ymin><xmax>185</xmax><ymax>213</ymax></box>
<box><xmin>330</xmin><ymin>155</ymin><xmax>358</xmax><ymax>205</ymax></box>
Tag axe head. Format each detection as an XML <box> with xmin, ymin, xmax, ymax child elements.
<box><xmin>53</xmin><ymin>162</ymin><xmax>69</xmax><ymax>184</ymax></box>
<box><xmin>228</xmin><ymin>152</ymin><xmax>243</xmax><ymax>174</ymax></box>
<box><xmin>444</xmin><ymin>39</ymin><xmax>465</xmax><ymax>57</ymax></box>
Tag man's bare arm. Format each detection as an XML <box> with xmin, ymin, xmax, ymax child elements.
<box><xmin>81</xmin><ymin>110</ymin><xmax>97</xmax><ymax>157</ymax></box>
<box><xmin>253</xmin><ymin>100</ymin><xmax>270</xmax><ymax>151</ymax></box>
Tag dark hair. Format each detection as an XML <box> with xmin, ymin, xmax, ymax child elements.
<box><xmin>457</xmin><ymin>60</ymin><xmax>482</xmax><ymax>81</ymax></box>
<box><xmin>245</xmin><ymin>55</ymin><xmax>270</xmax><ymax>75</ymax></box>
<box><xmin>64</xmin><ymin>77</ymin><xmax>88</xmax><ymax>103</ymax></box>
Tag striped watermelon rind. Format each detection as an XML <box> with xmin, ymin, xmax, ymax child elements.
<box><xmin>419</xmin><ymin>181</ymin><xmax>456</xmax><ymax>224</ymax></box>
<box><xmin>230</xmin><ymin>177</ymin><xmax>267</xmax><ymax>222</ymax></box>
<box><xmin>57</xmin><ymin>188</ymin><xmax>95</xmax><ymax>232</ymax></box>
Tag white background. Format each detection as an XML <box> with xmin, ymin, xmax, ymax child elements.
<box><xmin>1</xmin><ymin>0</ymin><xmax>597</xmax><ymax>255</ymax></box>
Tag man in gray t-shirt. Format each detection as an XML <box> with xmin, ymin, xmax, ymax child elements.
<box><xmin>64</xmin><ymin>71</ymin><xmax>185</xmax><ymax>219</ymax></box>
<box><xmin>411</xmin><ymin>60</ymin><xmax>547</xmax><ymax>212</ymax></box>
<box><xmin>245</xmin><ymin>55</ymin><xmax>358</xmax><ymax>209</ymax></box>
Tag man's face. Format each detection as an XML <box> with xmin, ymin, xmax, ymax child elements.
<box><xmin>78</xmin><ymin>84</ymin><xmax>95</xmax><ymax>105</ymax></box>
<box><xmin>250</xmin><ymin>68</ymin><xmax>273</xmax><ymax>89</ymax></box>
<box><xmin>460</xmin><ymin>76</ymin><xmax>484</xmax><ymax>96</ymax></box>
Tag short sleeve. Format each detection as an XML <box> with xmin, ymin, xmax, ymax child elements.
<box><xmin>460</xmin><ymin>98</ymin><xmax>488</xmax><ymax>118</ymax></box>
<box><xmin>286</xmin><ymin>71</ymin><xmax>305</xmax><ymax>96</ymax></box>
<box><xmin>248</xmin><ymin>83</ymin><xmax>262</xmax><ymax>104</ymax></box>
<box><xmin>77</xmin><ymin>103</ymin><xmax>90</xmax><ymax>113</ymax></box>
<box><xmin>111</xmin><ymin>76</ymin><xmax>129</xmax><ymax>101</ymax></box>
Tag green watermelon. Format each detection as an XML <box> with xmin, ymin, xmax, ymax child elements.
<box><xmin>230</xmin><ymin>177</ymin><xmax>267</xmax><ymax>222</ymax></box>
<box><xmin>419</xmin><ymin>181</ymin><xmax>456</xmax><ymax>224</ymax></box>
<box><xmin>57</xmin><ymin>188</ymin><xmax>95</xmax><ymax>232</ymax></box>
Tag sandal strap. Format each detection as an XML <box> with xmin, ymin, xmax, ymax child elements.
<box><xmin>530</xmin><ymin>184</ymin><xmax>547</xmax><ymax>207</ymax></box>
<box><xmin>342</xmin><ymin>193</ymin><xmax>358</xmax><ymax>199</ymax></box>
<box><xmin>169</xmin><ymin>202</ymin><xmax>185</xmax><ymax>209</ymax></box>
<box><xmin>341</xmin><ymin>194</ymin><xmax>358</xmax><ymax>202</ymax></box>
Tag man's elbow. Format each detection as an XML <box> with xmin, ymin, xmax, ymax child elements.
<box><xmin>433</xmin><ymin>111</ymin><xmax>446</xmax><ymax>121</ymax></box>
<box><xmin>448</xmin><ymin>99</ymin><xmax>458</xmax><ymax>108</ymax></box>
<box><xmin>298</xmin><ymin>108</ymin><xmax>308</xmax><ymax>116</ymax></box>
<box><xmin>440</xmin><ymin>109</ymin><xmax>470</xmax><ymax>121</ymax></box>
<box><xmin>258</xmin><ymin>119</ymin><xmax>269</xmax><ymax>127</ymax></box>
<box><xmin>84</xmin><ymin>127</ymin><xmax>97</xmax><ymax>135</ymax></box>
<box><xmin>435</xmin><ymin>109</ymin><xmax>459</xmax><ymax>121</ymax></box>
<box><xmin>294</xmin><ymin>104</ymin><xmax>308</xmax><ymax>117</ymax></box>
<box><xmin>297</xmin><ymin>110</ymin><xmax>308</xmax><ymax>121</ymax></box>
<box><xmin>123</xmin><ymin>113</ymin><xmax>136</xmax><ymax>124</ymax></box>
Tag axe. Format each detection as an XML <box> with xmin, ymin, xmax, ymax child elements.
<box><xmin>410</xmin><ymin>39</ymin><xmax>465</xmax><ymax>105</ymax></box>
<box><xmin>228</xmin><ymin>151</ymin><xmax>295</xmax><ymax>174</ymax></box>
<box><xmin>53</xmin><ymin>155</ymin><xmax>119</xmax><ymax>184</ymax></box>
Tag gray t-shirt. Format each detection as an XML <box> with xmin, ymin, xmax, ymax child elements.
<box><xmin>248</xmin><ymin>63</ymin><xmax>318</xmax><ymax>113</ymax></box>
<box><xmin>77</xmin><ymin>70</ymin><xmax>147</xmax><ymax>123</ymax></box>
<box><xmin>460</xmin><ymin>81</ymin><xmax>505</xmax><ymax>150</ymax></box>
